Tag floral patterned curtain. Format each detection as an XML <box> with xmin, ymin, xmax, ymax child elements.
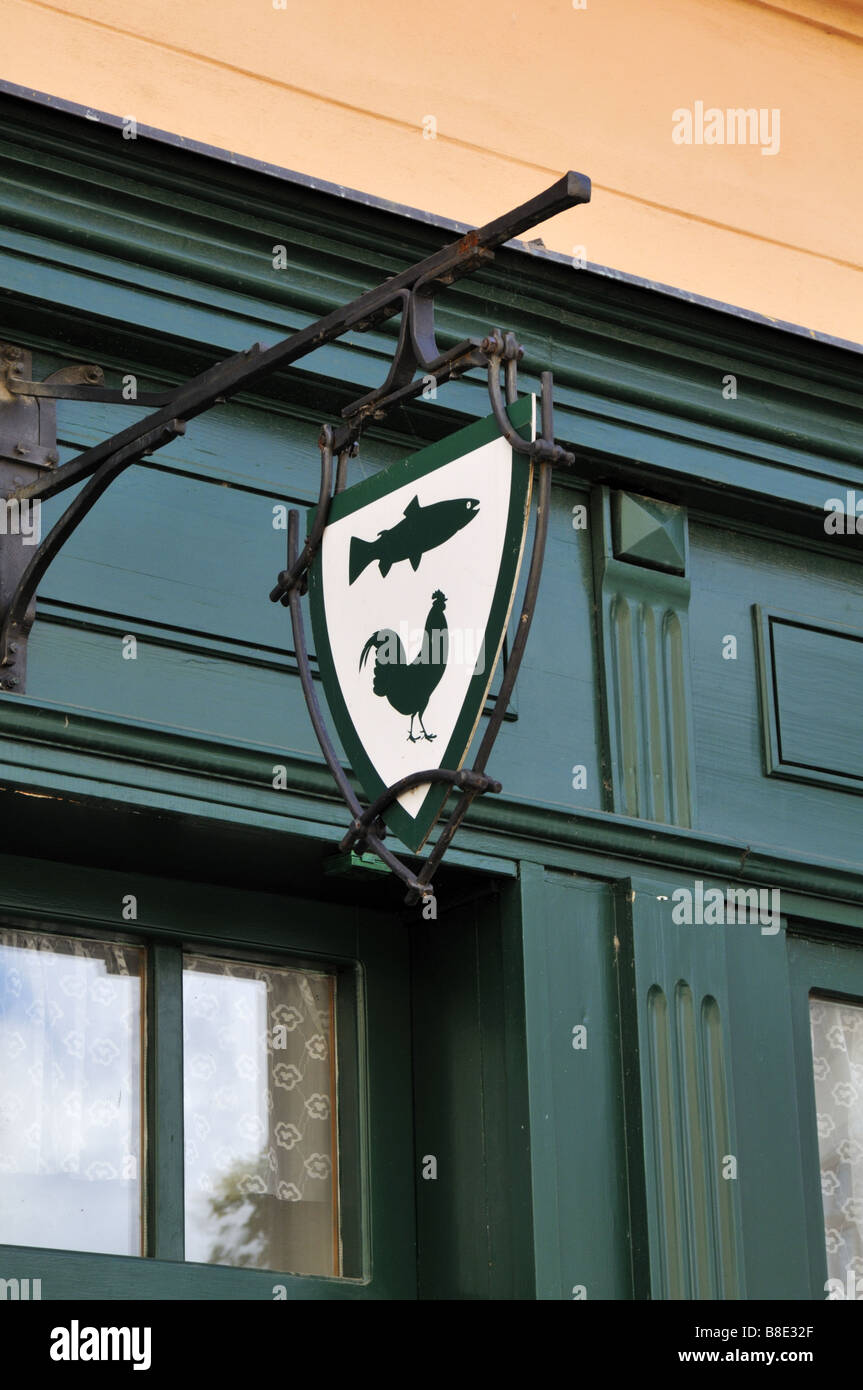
<box><xmin>0</xmin><ymin>928</ymin><xmax>143</xmax><ymax>1256</ymax></box>
<box><xmin>809</xmin><ymin>996</ymin><xmax>863</xmax><ymax>1293</ymax></box>
<box><xmin>183</xmin><ymin>955</ymin><xmax>338</xmax><ymax>1277</ymax></box>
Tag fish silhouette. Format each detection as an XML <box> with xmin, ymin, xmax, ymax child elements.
<box><xmin>349</xmin><ymin>495</ymin><xmax>479</xmax><ymax>584</ymax></box>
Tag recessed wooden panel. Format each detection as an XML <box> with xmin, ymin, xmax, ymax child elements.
<box><xmin>755</xmin><ymin>607</ymin><xmax>863</xmax><ymax>794</ymax></box>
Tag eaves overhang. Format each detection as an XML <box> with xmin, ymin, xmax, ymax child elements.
<box><xmin>0</xmin><ymin>78</ymin><xmax>860</xmax><ymax>360</ymax></box>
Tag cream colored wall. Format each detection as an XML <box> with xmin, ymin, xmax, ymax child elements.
<box><xmin>3</xmin><ymin>0</ymin><xmax>861</xmax><ymax>341</ymax></box>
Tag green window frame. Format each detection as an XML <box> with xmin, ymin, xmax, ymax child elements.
<box><xmin>0</xmin><ymin>854</ymin><xmax>417</xmax><ymax>1301</ymax></box>
<box><xmin>789</xmin><ymin>929</ymin><xmax>863</xmax><ymax>1300</ymax></box>
<box><xmin>147</xmin><ymin>940</ymin><xmax>363</xmax><ymax>1277</ymax></box>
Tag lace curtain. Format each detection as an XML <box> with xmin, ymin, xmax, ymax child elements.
<box><xmin>183</xmin><ymin>955</ymin><xmax>338</xmax><ymax>1277</ymax></box>
<box><xmin>810</xmin><ymin>996</ymin><xmax>863</xmax><ymax>1292</ymax></box>
<box><xmin>0</xmin><ymin>928</ymin><xmax>143</xmax><ymax>1255</ymax></box>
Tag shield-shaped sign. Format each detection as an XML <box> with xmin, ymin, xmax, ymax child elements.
<box><xmin>308</xmin><ymin>395</ymin><xmax>535</xmax><ymax>852</ymax></box>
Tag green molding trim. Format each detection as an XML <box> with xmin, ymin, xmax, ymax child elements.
<box><xmin>611</xmin><ymin>881</ymin><xmax>651</xmax><ymax>1299</ymax></box>
<box><xmin>621</xmin><ymin>885</ymin><xmax>744</xmax><ymax>1299</ymax></box>
<box><xmin>593</xmin><ymin>487</ymin><xmax>696</xmax><ymax>827</ymax></box>
<box><xmin>0</xmin><ymin>1245</ymin><xmax>372</xmax><ymax>1301</ymax></box>
<box><xmin>146</xmin><ymin>944</ymin><xmax>184</xmax><ymax>1262</ymax></box>
<box><xmin>1</xmin><ymin>695</ymin><xmax>862</xmax><ymax>904</ymax></box>
<box><xmin>612</xmin><ymin>492</ymin><xmax>687</xmax><ymax>574</ymax></box>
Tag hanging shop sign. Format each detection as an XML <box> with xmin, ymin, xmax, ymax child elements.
<box><xmin>0</xmin><ymin>169</ymin><xmax>591</xmax><ymax>904</ymax></box>
<box><xmin>309</xmin><ymin>397</ymin><xmax>534</xmax><ymax>852</ymax></box>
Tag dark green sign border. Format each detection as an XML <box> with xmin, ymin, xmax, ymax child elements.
<box><xmin>308</xmin><ymin>397</ymin><xmax>534</xmax><ymax>853</ymax></box>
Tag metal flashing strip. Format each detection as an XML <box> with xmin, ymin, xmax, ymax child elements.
<box><xmin>0</xmin><ymin>79</ymin><xmax>860</xmax><ymax>359</ymax></box>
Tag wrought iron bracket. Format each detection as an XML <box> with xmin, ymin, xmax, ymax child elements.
<box><xmin>0</xmin><ymin>343</ymin><xmax>185</xmax><ymax>687</ymax></box>
<box><xmin>0</xmin><ymin>170</ymin><xmax>591</xmax><ymax>896</ymax></box>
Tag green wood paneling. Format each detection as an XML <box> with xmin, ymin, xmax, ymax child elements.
<box><xmin>411</xmin><ymin>885</ymin><xmax>533</xmax><ymax>1300</ymax></box>
<box><xmin>690</xmin><ymin>522</ymin><xmax>863</xmax><ymax>864</ymax></box>
<box><xmin>518</xmin><ymin>864</ymin><xmax>634</xmax><ymax>1300</ymax></box>
<box><xmin>756</xmin><ymin>607</ymin><xmax>863</xmax><ymax>792</ymax></box>
<box><xmin>620</xmin><ymin>880</ymin><xmax>745</xmax><ymax>1299</ymax></box>
<box><xmin>723</xmin><ymin>916</ymin><xmax>812</xmax><ymax>1297</ymax></box>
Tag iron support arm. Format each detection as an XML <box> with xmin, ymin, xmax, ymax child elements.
<box><xmin>12</xmin><ymin>171</ymin><xmax>590</xmax><ymax>507</ymax></box>
<box><xmin>0</xmin><ymin>419</ymin><xmax>186</xmax><ymax>680</ymax></box>
<box><xmin>0</xmin><ymin>169</ymin><xmax>591</xmax><ymax>904</ymax></box>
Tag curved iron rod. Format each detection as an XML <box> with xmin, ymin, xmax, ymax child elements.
<box><xmin>485</xmin><ymin>343</ymin><xmax>534</xmax><ymax>456</ymax></box>
<box><xmin>284</xmin><ymin>510</ymin><xmax>427</xmax><ymax>895</ymax></box>
<box><xmin>339</xmin><ymin>767</ymin><xmax>501</xmax><ymax>853</ymax></box>
<box><xmin>269</xmin><ymin>427</ymin><xmax>334</xmax><ymax>604</ymax></box>
<box><xmin>540</xmin><ymin>368</ymin><xmax>554</xmax><ymax>445</ymax></box>
<box><xmin>476</xmin><ymin>458</ymin><xmax>551</xmax><ymax>774</ymax></box>
<box><xmin>0</xmin><ymin>418</ymin><xmax>185</xmax><ymax>670</ymax></box>
<box><xmin>334</xmin><ymin>448</ymin><xmax>351</xmax><ymax>495</ymax></box>
<box><xmin>487</xmin><ymin>342</ymin><xmax>574</xmax><ymax>470</ymax></box>
<box><xmin>505</xmin><ymin>355</ymin><xmax>519</xmax><ymax>407</ymax></box>
<box><xmin>405</xmin><ymin>456</ymin><xmax>553</xmax><ymax>904</ymax></box>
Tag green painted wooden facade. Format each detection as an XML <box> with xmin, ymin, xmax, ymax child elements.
<box><xmin>0</xmin><ymin>89</ymin><xmax>861</xmax><ymax>1300</ymax></box>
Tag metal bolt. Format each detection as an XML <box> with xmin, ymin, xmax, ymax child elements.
<box><xmin>9</xmin><ymin>644</ymin><xmax>17</xmax><ymax>654</ymax></box>
<box><xmin>14</xmin><ymin>443</ymin><xmax>28</xmax><ymax>456</ymax></box>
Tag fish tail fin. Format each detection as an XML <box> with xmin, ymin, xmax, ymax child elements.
<box><xmin>349</xmin><ymin>535</ymin><xmax>376</xmax><ymax>585</ymax></box>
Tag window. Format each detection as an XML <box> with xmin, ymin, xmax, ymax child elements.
<box><xmin>0</xmin><ymin>926</ymin><xmax>354</xmax><ymax>1281</ymax></box>
<box><xmin>809</xmin><ymin>995</ymin><xmax>863</xmax><ymax>1289</ymax></box>
<box><xmin>0</xmin><ymin>929</ymin><xmax>144</xmax><ymax>1256</ymax></box>
<box><xmin>183</xmin><ymin>955</ymin><xmax>339</xmax><ymax>1276</ymax></box>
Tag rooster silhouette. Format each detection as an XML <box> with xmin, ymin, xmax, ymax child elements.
<box><xmin>359</xmin><ymin>591</ymin><xmax>448</xmax><ymax>742</ymax></box>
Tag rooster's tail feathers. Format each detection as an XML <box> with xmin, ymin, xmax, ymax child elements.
<box><xmin>358</xmin><ymin>633</ymin><xmax>378</xmax><ymax>671</ymax></box>
<box><xmin>359</xmin><ymin>629</ymin><xmax>405</xmax><ymax>696</ymax></box>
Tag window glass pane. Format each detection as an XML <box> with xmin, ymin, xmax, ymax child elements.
<box><xmin>183</xmin><ymin>955</ymin><xmax>339</xmax><ymax>1276</ymax></box>
<box><xmin>0</xmin><ymin>928</ymin><xmax>144</xmax><ymax>1255</ymax></box>
<box><xmin>809</xmin><ymin>995</ymin><xmax>863</xmax><ymax>1288</ymax></box>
